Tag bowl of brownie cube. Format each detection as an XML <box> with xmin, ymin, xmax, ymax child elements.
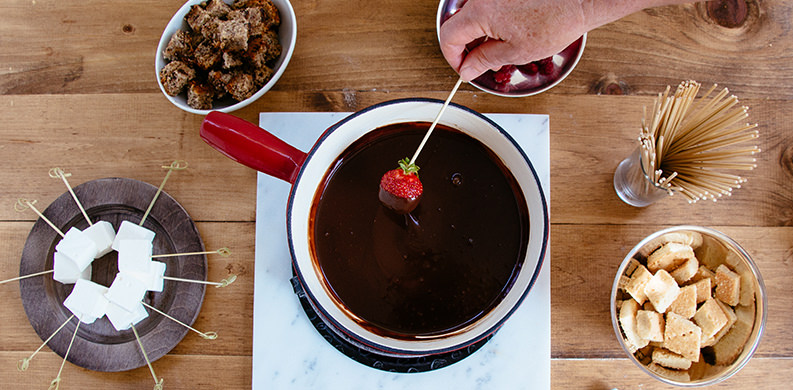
<box><xmin>156</xmin><ymin>0</ymin><xmax>296</xmax><ymax>114</ymax></box>
<box><xmin>611</xmin><ymin>226</ymin><xmax>766</xmax><ymax>386</ymax></box>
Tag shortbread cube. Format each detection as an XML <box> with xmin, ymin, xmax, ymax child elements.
<box><xmin>714</xmin><ymin>264</ymin><xmax>741</xmax><ymax>306</ymax></box>
<box><xmin>644</xmin><ymin>270</ymin><xmax>680</xmax><ymax>313</ymax></box>
<box><xmin>636</xmin><ymin>310</ymin><xmax>665</xmax><ymax>342</ymax></box>
<box><xmin>693</xmin><ymin>298</ymin><xmax>729</xmax><ymax>340</ymax></box>
<box><xmin>664</xmin><ymin>312</ymin><xmax>702</xmax><ymax>362</ymax></box>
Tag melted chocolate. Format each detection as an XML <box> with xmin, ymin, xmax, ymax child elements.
<box><xmin>309</xmin><ymin>123</ymin><xmax>529</xmax><ymax>338</ymax></box>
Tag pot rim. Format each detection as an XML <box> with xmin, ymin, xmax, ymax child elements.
<box><xmin>285</xmin><ymin>98</ymin><xmax>549</xmax><ymax>356</ymax></box>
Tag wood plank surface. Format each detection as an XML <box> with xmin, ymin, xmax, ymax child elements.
<box><xmin>2</xmin><ymin>0</ymin><xmax>793</xmax><ymax>388</ymax></box>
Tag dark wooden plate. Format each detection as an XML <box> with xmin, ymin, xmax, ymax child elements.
<box><xmin>19</xmin><ymin>177</ymin><xmax>207</xmax><ymax>372</ymax></box>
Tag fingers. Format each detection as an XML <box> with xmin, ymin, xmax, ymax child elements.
<box><xmin>458</xmin><ymin>39</ymin><xmax>517</xmax><ymax>82</ymax></box>
<box><xmin>438</xmin><ymin>7</ymin><xmax>489</xmax><ymax>76</ymax></box>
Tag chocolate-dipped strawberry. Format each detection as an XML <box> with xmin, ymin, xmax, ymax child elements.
<box><xmin>379</xmin><ymin>158</ymin><xmax>423</xmax><ymax>214</ymax></box>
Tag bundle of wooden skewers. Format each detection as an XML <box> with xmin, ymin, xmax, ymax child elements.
<box><xmin>639</xmin><ymin>80</ymin><xmax>760</xmax><ymax>203</ymax></box>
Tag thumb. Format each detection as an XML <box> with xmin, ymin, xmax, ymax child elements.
<box><xmin>458</xmin><ymin>40</ymin><xmax>516</xmax><ymax>82</ymax></box>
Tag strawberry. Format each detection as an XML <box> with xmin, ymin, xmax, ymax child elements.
<box><xmin>379</xmin><ymin>158</ymin><xmax>423</xmax><ymax>214</ymax></box>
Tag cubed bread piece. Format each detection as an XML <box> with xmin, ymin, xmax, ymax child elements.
<box><xmin>712</xmin><ymin>304</ymin><xmax>754</xmax><ymax>365</ymax></box>
<box><xmin>186</xmin><ymin>5</ymin><xmax>220</xmax><ymax>40</ymax></box>
<box><xmin>669</xmin><ymin>285</ymin><xmax>697</xmax><ymax>319</ymax></box>
<box><xmin>690</xmin><ymin>265</ymin><xmax>716</xmax><ymax>283</ymax></box>
<box><xmin>226</xmin><ymin>72</ymin><xmax>256</xmax><ymax>101</ymax></box>
<box><xmin>207</xmin><ymin>70</ymin><xmax>232</xmax><ymax>97</ymax></box>
<box><xmin>702</xmin><ymin>298</ymin><xmax>737</xmax><ymax>347</ymax></box>
<box><xmin>664</xmin><ymin>312</ymin><xmax>702</xmax><ymax>362</ymax></box>
<box><xmin>620</xmin><ymin>299</ymin><xmax>649</xmax><ymax>353</ymax></box>
<box><xmin>205</xmin><ymin>0</ymin><xmax>232</xmax><ymax>17</ymax></box>
<box><xmin>163</xmin><ymin>29</ymin><xmax>193</xmax><ymax>61</ymax></box>
<box><xmin>648</xmin><ymin>242</ymin><xmax>696</xmax><ymax>273</ymax></box>
<box><xmin>644</xmin><ymin>270</ymin><xmax>681</xmax><ymax>313</ymax></box>
<box><xmin>693</xmin><ymin>298</ymin><xmax>729</xmax><ymax>340</ymax></box>
<box><xmin>670</xmin><ymin>256</ymin><xmax>699</xmax><ymax>284</ymax></box>
<box><xmin>219</xmin><ymin>18</ymin><xmax>249</xmax><ymax>52</ymax></box>
<box><xmin>652</xmin><ymin>348</ymin><xmax>692</xmax><ymax>370</ymax></box>
<box><xmin>624</xmin><ymin>262</ymin><xmax>653</xmax><ymax>304</ymax></box>
<box><xmin>695</xmin><ymin>237</ymin><xmax>728</xmax><ymax>271</ymax></box>
<box><xmin>252</xmin><ymin>65</ymin><xmax>274</xmax><ymax>89</ymax></box>
<box><xmin>194</xmin><ymin>40</ymin><xmax>221</xmax><ymax>70</ymax></box>
<box><xmin>636</xmin><ymin>310</ymin><xmax>665</xmax><ymax>342</ymax></box>
<box><xmin>260</xmin><ymin>30</ymin><xmax>282</xmax><ymax>62</ymax></box>
<box><xmin>714</xmin><ymin>264</ymin><xmax>741</xmax><ymax>306</ymax></box>
<box><xmin>186</xmin><ymin>81</ymin><xmax>214</xmax><ymax>110</ymax></box>
<box><xmin>647</xmin><ymin>362</ymin><xmax>691</xmax><ymax>382</ymax></box>
<box><xmin>223</xmin><ymin>51</ymin><xmax>244</xmax><ymax>69</ymax></box>
<box><xmin>638</xmin><ymin>231</ymin><xmax>703</xmax><ymax>257</ymax></box>
<box><xmin>738</xmin><ymin>269</ymin><xmax>756</xmax><ymax>306</ymax></box>
<box><xmin>159</xmin><ymin>61</ymin><xmax>196</xmax><ymax>96</ymax></box>
<box><xmin>689</xmin><ymin>278</ymin><xmax>712</xmax><ymax>304</ymax></box>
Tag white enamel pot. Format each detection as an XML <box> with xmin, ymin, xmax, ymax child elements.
<box><xmin>200</xmin><ymin>98</ymin><xmax>548</xmax><ymax>357</ymax></box>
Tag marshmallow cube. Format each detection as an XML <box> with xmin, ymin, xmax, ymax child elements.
<box><xmin>105</xmin><ymin>273</ymin><xmax>149</xmax><ymax>312</ymax></box>
<box><xmin>53</xmin><ymin>252</ymin><xmax>92</xmax><ymax>284</ymax></box>
<box><xmin>83</xmin><ymin>221</ymin><xmax>116</xmax><ymax>258</ymax></box>
<box><xmin>111</xmin><ymin>220</ymin><xmax>155</xmax><ymax>251</ymax></box>
<box><xmin>56</xmin><ymin>227</ymin><xmax>99</xmax><ymax>271</ymax></box>
<box><xmin>117</xmin><ymin>239</ymin><xmax>153</xmax><ymax>274</ymax></box>
<box><xmin>129</xmin><ymin>261</ymin><xmax>167</xmax><ymax>292</ymax></box>
<box><xmin>63</xmin><ymin>279</ymin><xmax>109</xmax><ymax>324</ymax></box>
<box><xmin>106</xmin><ymin>301</ymin><xmax>149</xmax><ymax>331</ymax></box>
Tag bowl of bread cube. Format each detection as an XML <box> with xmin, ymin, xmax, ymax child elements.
<box><xmin>611</xmin><ymin>226</ymin><xmax>766</xmax><ymax>386</ymax></box>
<box><xmin>156</xmin><ymin>0</ymin><xmax>296</xmax><ymax>114</ymax></box>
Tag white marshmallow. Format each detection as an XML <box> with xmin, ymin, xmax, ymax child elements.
<box><xmin>104</xmin><ymin>272</ymin><xmax>148</xmax><ymax>312</ymax></box>
<box><xmin>128</xmin><ymin>261</ymin><xmax>167</xmax><ymax>292</ymax></box>
<box><xmin>63</xmin><ymin>279</ymin><xmax>109</xmax><ymax>324</ymax></box>
<box><xmin>117</xmin><ymin>239</ymin><xmax>153</xmax><ymax>274</ymax></box>
<box><xmin>82</xmin><ymin>221</ymin><xmax>116</xmax><ymax>258</ymax></box>
<box><xmin>55</xmin><ymin>227</ymin><xmax>99</xmax><ymax>271</ymax></box>
<box><xmin>53</xmin><ymin>252</ymin><xmax>92</xmax><ymax>284</ymax></box>
<box><xmin>105</xmin><ymin>301</ymin><xmax>149</xmax><ymax>331</ymax></box>
<box><xmin>111</xmin><ymin>220</ymin><xmax>155</xmax><ymax>251</ymax></box>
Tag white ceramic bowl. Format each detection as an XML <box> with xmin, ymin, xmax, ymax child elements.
<box><xmin>155</xmin><ymin>0</ymin><xmax>296</xmax><ymax>114</ymax></box>
<box><xmin>611</xmin><ymin>226</ymin><xmax>766</xmax><ymax>387</ymax></box>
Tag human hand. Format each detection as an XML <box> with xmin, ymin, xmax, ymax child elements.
<box><xmin>439</xmin><ymin>0</ymin><xmax>590</xmax><ymax>82</ymax></box>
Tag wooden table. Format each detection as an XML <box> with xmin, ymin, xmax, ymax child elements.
<box><xmin>1</xmin><ymin>0</ymin><xmax>791</xmax><ymax>388</ymax></box>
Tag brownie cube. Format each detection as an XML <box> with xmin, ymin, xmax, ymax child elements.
<box><xmin>159</xmin><ymin>61</ymin><xmax>196</xmax><ymax>96</ymax></box>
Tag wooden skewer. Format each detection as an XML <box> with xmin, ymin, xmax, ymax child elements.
<box><xmin>48</xmin><ymin>317</ymin><xmax>81</xmax><ymax>390</ymax></box>
<box><xmin>151</xmin><ymin>247</ymin><xmax>231</xmax><ymax>259</ymax></box>
<box><xmin>408</xmin><ymin>78</ymin><xmax>464</xmax><ymax>166</ymax></box>
<box><xmin>131</xmin><ymin>323</ymin><xmax>164</xmax><ymax>390</ymax></box>
<box><xmin>15</xmin><ymin>199</ymin><xmax>64</xmax><ymax>237</ymax></box>
<box><xmin>140</xmin><ymin>160</ymin><xmax>188</xmax><ymax>226</ymax></box>
<box><xmin>162</xmin><ymin>274</ymin><xmax>237</xmax><ymax>288</ymax></box>
<box><xmin>0</xmin><ymin>269</ymin><xmax>54</xmax><ymax>285</ymax></box>
<box><xmin>49</xmin><ymin>167</ymin><xmax>92</xmax><ymax>226</ymax></box>
<box><xmin>141</xmin><ymin>301</ymin><xmax>218</xmax><ymax>340</ymax></box>
<box><xmin>18</xmin><ymin>314</ymin><xmax>75</xmax><ymax>371</ymax></box>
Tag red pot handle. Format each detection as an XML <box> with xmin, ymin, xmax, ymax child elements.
<box><xmin>200</xmin><ymin>111</ymin><xmax>307</xmax><ymax>184</ymax></box>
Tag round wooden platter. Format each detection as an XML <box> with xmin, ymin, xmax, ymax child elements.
<box><xmin>19</xmin><ymin>177</ymin><xmax>207</xmax><ymax>372</ymax></box>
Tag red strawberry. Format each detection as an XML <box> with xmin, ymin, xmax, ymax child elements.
<box><xmin>493</xmin><ymin>64</ymin><xmax>516</xmax><ymax>85</ymax></box>
<box><xmin>379</xmin><ymin>158</ymin><xmax>423</xmax><ymax>214</ymax></box>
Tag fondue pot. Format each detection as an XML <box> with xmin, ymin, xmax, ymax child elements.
<box><xmin>200</xmin><ymin>98</ymin><xmax>548</xmax><ymax>357</ymax></box>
